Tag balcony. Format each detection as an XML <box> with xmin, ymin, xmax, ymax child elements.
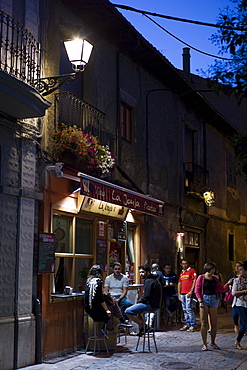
<box><xmin>184</xmin><ymin>162</ymin><xmax>209</xmax><ymax>198</ymax></box>
<box><xmin>54</xmin><ymin>91</ymin><xmax>114</xmax><ymax>149</ymax></box>
<box><xmin>0</xmin><ymin>10</ymin><xmax>51</xmax><ymax>119</ymax></box>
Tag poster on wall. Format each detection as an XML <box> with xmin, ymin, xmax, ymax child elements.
<box><xmin>38</xmin><ymin>233</ymin><xmax>56</xmax><ymax>274</ymax></box>
<box><xmin>98</xmin><ymin>221</ymin><xmax>105</xmax><ymax>237</ymax></box>
<box><xmin>96</xmin><ymin>240</ymin><xmax>107</xmax><ymax>272</ymax></box>
<box><xmin>109</xmin><ymin>241</ymin><xmax>122</xmax><ymax>269</ymax></box>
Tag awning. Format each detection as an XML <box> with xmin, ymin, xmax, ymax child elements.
<box><xmin>78</xmin><ymin>172</ymin><xmax>164</xmax><ymax>217</ymax></box>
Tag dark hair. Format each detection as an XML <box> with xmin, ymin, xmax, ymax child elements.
<box><xmin>113</xmin><ymin>262</ymin><xmax>121</xmax><ymax>268</ymax></box>
<box><xmin>236</xmin><ymin>261</ymin><xmax>244</xmax><ymax>265</ymax></box>
<box><xmin>138</xmin><ymin>263</ymin><xmax>150</xmax><ymax>273</ymax></box>
<box><xmin>242</xmin><ymin>261</ymin><xmax>247</xmax><ymax>271</ymax></box>
<box><xmin>181</xmin><ymin>258</ymin><xmax>189</xmax><ymax>264</ymax></box>
<box><xmin>164</xmin><ymin>264</ymin><xmax>171</xmax><ymax>268</ymax></box>
<box><xmin>88</xmin><ymin>264</ymin><xmax>103</xmax><ymax>279</ymax></box>
<box><xmin>203</xmin><ymin>262</ymin><xmax>216</xmax><ymax>273</ymax></box>
<box><xmin>152</xmin><ymin>263</ymin><xmax>159</xmax><ymax>270</ymax></box>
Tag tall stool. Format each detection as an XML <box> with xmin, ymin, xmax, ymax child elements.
<box><xmin>84</xmin><ymin>314</ymin><xmax>109</xmax><ymax>355</ymax></box>
<box><xmin>135</xmin><ymin>310</ymin><xmax>158</xmax><ymax>353</ymax></box>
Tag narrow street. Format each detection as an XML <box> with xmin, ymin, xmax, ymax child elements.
<box><xmin>23</xmin><ymin>309</ymin><xmax>247</xmax><ymax>370</ymax></box>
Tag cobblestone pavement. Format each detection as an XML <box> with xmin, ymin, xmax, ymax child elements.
<box><xmin>23</xmin><ymin>311</ymin><xmax>247</xmax><ymax>370</ymax></box>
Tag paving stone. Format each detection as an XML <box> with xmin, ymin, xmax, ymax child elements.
<box><xmin>22</xmin><ymin>310</ymin><xmax>247</xmax><ymax>370</ymax></box>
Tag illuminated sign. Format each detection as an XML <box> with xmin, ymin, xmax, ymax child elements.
<box><xmin>80</xmin><ymin>176</ymin><xmax>164</xmax><ymax>217</ymax></box>
<box><xmin>81</xmin><ymin>196</ymin><xmax>128</xmax><ymax>219</ymax></box>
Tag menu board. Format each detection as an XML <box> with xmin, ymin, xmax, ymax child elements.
<box><xmin>96</xmin><ymin>239</ymin><xmax>107</xmax><ymax>272</ymax></box>
<box><xmin>38</xmin><ymin>233</ymin><xmax>56</xmax><ymax>274</ymax></box>
<box><xmin>117</xmin><ymin>221</ymin><xmax>127</xmax><ymax>241</ymax></box>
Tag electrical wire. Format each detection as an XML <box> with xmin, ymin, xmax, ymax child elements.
<box><xmin>113</xmin><ymin>3</ymin><xmax>246</xmax><ymax>61</ymax></box>
<box><xmin>112</xmin><ymin>4</ymin><xmax>244</xmax><ymax>31</ymax></box>
<box><xmin>144</xmin><ymin>14</ymin><xmax>235</xmax><ymax>61</ymax></box>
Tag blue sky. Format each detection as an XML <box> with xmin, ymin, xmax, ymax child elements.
<box><xmin>110</xmin><ymin>0</ymin><xmax>234</xmax><ymax>75</ymax></box>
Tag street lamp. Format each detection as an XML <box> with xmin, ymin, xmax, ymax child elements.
<box><xmin>64</xmin><ymin>38</ymin><xmax>93</xmax><ymax>71</ymax></box>
<box><xmin>35</xmin><ymin>37</ymin><xmax>93</xmax><ymax>96</ymax></box>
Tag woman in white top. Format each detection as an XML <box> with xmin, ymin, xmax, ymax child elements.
<box><xmin>232</xmin><ymin>261</ymin><xmax>247</xmax><ymax>349</ymax></box>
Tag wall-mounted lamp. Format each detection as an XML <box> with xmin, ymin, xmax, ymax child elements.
<box><xmin>203</xmin><ymin>191</ymin><xmax>215</xmax><ymax>206</ymax></box>
<box><xmin>35</xmin><ymin>37</ymin><xmax>93</xmax><ymax>96</ymax></box>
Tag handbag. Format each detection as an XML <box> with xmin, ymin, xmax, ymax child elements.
<box><xmin>224</xmin><ymin>290</ymin><xmax>233</xmax><ymax>303</ymax></box>
<box><xmin>103</xmin><ymin>293</ymin><xmax>114</xmax><ymax>306</ymax></box>
<box><xmin>191</xmin><ymin>294</ymin><xmax>199</xmax><ymax>310</ymax></box>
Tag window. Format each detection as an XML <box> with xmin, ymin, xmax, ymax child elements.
<box><xmin>184</xmin><ymin>231</ymin><xmax>200</xmax><ymax>248</ymax></box>
<box><xmin>53</xmin><ymin>213</ymin><xmax>93</xmax><ymax>293</ymax></box>
<box><xmin>75</xmin><ymin>219</ymin><xmax>93</xmax><ymax>254</ymax></box>
<box><xmin>228</xmin><ymin>233</ymin><xmax>234</xmax><ymax>262</ymax></box>
<box><xmin>226</xmin><ymin>151</ymin><xmax>236</xmax><ymax>188</ymax></box>
<box><xmin>120</xmin><ymin>101</ymin><xmax>133</xmax><ymax>143</ymax></box>
<box><xmin>185</xmin><ymin>126</ymin><xmax>195</xmax><ymax>163</ymax></box>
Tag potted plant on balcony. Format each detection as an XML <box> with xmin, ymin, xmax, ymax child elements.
<box><xmin>51</xmin><ymin>123</ymin><xmax>115</xmax><ymax>177</ymax></box>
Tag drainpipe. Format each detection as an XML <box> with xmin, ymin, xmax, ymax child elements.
<box><xmin>182</xmin><ymin>47</ymin><xmax>191</xmax><ymax>73</ymax></box>
<box><xmin>32</xmin><ymin>297</ymin><xmax>42</xmax><ymax>363</ymax></box>
<box><xmin>13</xmin><ymin>137</ymin><xmax>23</xmax><ymax>369</ymax></box>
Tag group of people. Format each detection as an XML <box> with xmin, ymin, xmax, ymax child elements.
<box><xmin>178</xmin><ymin>258</ymin><xmax>247</xmax><ymax>351</ymax></box>
<box><xmin>84</xmin><ymin>262</ymin><xmax>162</xmax><ymax>337</ymax></box>
<box><xmin>84</xmin><ymin>258</ymin><xmax>247</xmax><ymax>351</ymax></box>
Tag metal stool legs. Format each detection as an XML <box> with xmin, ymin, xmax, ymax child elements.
<box><xmin>135</xmin><ymin>310</ymin><xmax>158</xmax><ymax>352</ymax></box>
<box><xmin>84</xmin><ymin>315</ymin><xmax>109</xmax><ymax>355</ymax></box>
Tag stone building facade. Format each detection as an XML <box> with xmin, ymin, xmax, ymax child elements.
<box><xmin>0</xmin><ymin>0</ymin><xmax>247</xmax><ymax>367</ymax></box>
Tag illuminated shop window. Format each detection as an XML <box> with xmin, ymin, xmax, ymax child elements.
<box><xmin>53</xmin><ymin>213</ymin><xmax>93</xmax><ymax>294</ymax></box>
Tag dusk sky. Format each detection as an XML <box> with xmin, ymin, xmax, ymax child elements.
<box><xmin>110</xmin><ymin>0</ymin><xmax>234</xmax><ymax>75</ymax></box>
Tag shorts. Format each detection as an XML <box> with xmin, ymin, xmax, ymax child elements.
<box><xmin>202</xmin><ymin>294</ymin><xmax>218</xmax><ymax>307</ymax></box>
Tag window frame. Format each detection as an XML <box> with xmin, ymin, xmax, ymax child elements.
<box><xmin>120</xmin><ymin>100</ymin><xmax>133</xmax><ymax>143</ymax></box>
<box><xmin>52</xmin><ymin>211</ymin><xmax>94</xmax><ymax>293</ymax></box>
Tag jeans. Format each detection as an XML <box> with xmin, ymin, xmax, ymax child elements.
<box><xmin>114</xmin><ymin>295</ymin><xmax>133</xmax><ymax>320</ymax></box>
<box><xmin>232</xmin><ymin>306</ymin><xmax>239</xmax><ymax>327</ymax></box>
<box><xmin>180</xmin><ymin>293</ymin><xmax>196</xmax><ymax>328</ymax></box>
<box><xmin>236</xmin><ymin>306</ymin><xmax>247</xmax><ymax>343</ymax></box>
<box><xmin>125</xmin><ymin>302</ymin><xmax>154</xmax><ymax>316</ymax></box>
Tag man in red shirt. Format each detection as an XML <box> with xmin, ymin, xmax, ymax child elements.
<box><xmin>178</xmin><ymin>258</ymin><xmax>197</xmax><ymax>332</ymax></box>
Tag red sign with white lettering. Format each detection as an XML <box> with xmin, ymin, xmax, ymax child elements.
<box><xmin>80</xmin><ymin>176</ymin><xmax>164</xmax><ymax>217</ymax></box>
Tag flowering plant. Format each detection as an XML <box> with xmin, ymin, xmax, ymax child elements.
<box><xmin>51</xmin><ymin>124</ymin><xmax>115</xmax><ymax>177</ymax></box>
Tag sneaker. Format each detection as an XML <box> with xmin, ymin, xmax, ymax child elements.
<box><xmin>100</xmin><ymin>328</ymin><xmax>109</xmax><ymax>339</ymax></box>
<box><xmin>180</xmin><ymin>325</ymin><xmax>189</xmax><ymax>331</ymax></box>
<box><xmin>118</xmin><ymin>320</ymin><xmax>133</xmax><ymax>328</ymax></box>
<box><xmin>137</xmin><ymin>324</ymin><xmax>149</xmax><ymax>337</ymax></box>
<box><xmin>187</xmin><ymin>327</ymin><xmax>197</xmax><ymax>332</ymax></box>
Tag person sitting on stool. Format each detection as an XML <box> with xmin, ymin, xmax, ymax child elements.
<box><xmin>125</xmin><ymin>264</ymin><xmax>161</xmax><ymax>336</ymax></box>
<box><xmin>104</xmin><ymin>262</ymin><xmax>132</xmax><ymax>327</ymax></box>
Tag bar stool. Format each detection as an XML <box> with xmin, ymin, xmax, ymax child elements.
<box><xmin>84</xmin><ymin>314</ymin><xmax>109</xmax><ymax>355</ymax></box>
<box><xmin>135</xmin><ymin>310</ymin><xmax>158</xmax><ymax>353</ymax></box>
<box><xmin>117</xmin><ymin>324</ymin><xmax>129</xmax><ymax>345</ymax></box>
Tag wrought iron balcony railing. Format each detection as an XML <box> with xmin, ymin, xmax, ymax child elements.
<box><xmin>184</xmin><ymin>162</ymin><xmax>209</xmax><ymax>194</ymax></box>
<box><xmin>54</xmin><ymin>91</ymin><xmax>114</xmax><ymax>149</ymax></box>
<box><xmin>0</xmin><ymin>10</ymin><xmax>41</xmax><ymax>86</ymax></box>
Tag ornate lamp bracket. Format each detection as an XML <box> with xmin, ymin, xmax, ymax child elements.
<box><xmin>35</xmin><ymin>72</ymin><xmax>79</xmax><ymax>96</ymax></box>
